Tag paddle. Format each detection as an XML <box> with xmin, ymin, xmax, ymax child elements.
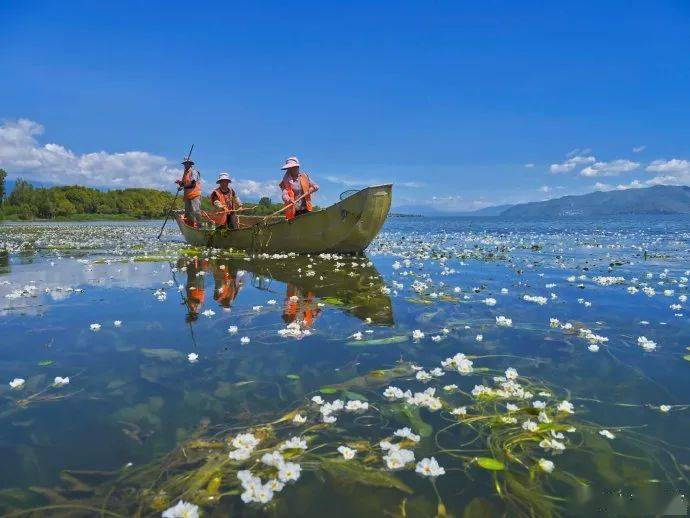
<box><xmin>158</xmin><ymin>144</ymin><xmax>194</xmax><ymax>239</ymax></box>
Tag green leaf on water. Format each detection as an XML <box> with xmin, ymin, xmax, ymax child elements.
<box><xmin>321</xmin><ymin>297</ymin><xmax>345</xmax><ymax>306</ymax></box>
<box><xmin>475</xmin><ymin>457</ymin><xmax>505</xmax><ymax>471</ymax></box>
<box><xmin>322</xmin><ymin>459</ymin><xmax>413</xmax><ymax>494</ymax></box>
<box><xmin>683</xmin><ymin>354</ymin><xmax>690</xmax><ymax>362</ymax></box>
<box><xmin>319</xmin><ymin>386</ymin><xmax>338</xmax><ymax>394</ymax></box>
<box><xmin>286</xmin><ymin>374</ymin><xmax>301</xmax><ymax>380</ymax></box>
<box><xmin>346</xmin><ymin>335</ymin><xmax>408</xmax><ymax>347</ymax></box>
<box><xmin>38</xmin><ymin>360</ymin><xmax>54</xmax><ymax>367</ymax></box>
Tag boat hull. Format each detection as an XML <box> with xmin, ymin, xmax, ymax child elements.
<box><xmin>174</xmin><ymin>184</ymin><xmax>392</xmax><ymax>253</ymax></box>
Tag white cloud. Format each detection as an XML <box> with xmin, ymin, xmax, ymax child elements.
<box><xmin>524</xmin><ymin>163</ymin><xmax>535</xmax><ymax>168</ymax></box>
<box><xmin>233</xmin><ymin>179</ymin><xmax>280</xmax><ymax>199</ymax></box>
<box><xmin>549</xmin><ymin>154</ymin><xmax>595</xmax><ymax>174</ymax></box>
<box><xmin>593</xmin><ymin>182</ymin><xmax>613</xmax><ymax>191</ymax></box>
<box><xmin>643</xmin><ymin>158</ymin><xmax>690</xmax><ymax>186</ymax></box>
<box><xmin>538</xmin><ymin>185</ymin><xmax>552</xmax><ymax>193</ymax></box>
<box><xmin>632</xmin><ymin>145</ymin><xmax>646</xmax><ymax>153</ymax></box>
<box><xmin>0</xmin><ymin>118</ymin><xmax>179</xmax><ymax>189</ymax></box>
<box><xmin>579</xmin><ymin>159</ymin><xmax>639</xmax><ymax>178</ymax></box>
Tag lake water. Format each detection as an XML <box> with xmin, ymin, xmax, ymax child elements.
<box><xmin>0</xmin><ymin>216</ymin><xmax>688</xmax><ymax>517</ymax></box>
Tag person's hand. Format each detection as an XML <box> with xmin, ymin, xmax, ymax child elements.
<box><xmin>175</xmin><ymin>180</ymin><xmax>182</xmax><ymax>186</ymax></box>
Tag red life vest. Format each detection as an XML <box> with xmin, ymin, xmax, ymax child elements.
<box><xmin>208</xmin><ymin>187</ymin><xmax>238</xmax><ymax>226</ymax></box>
<box><xmin>182</xmin><ymin>168</ymin><xmax>201</xmax><ymax>200</ymax></box>
<box><xmin>279</xmin><ymin>172</ymin><xmax>313</xmax><ymax>220</ymax></box>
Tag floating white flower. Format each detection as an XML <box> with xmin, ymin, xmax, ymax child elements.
<box><xmin>187</xmin><ymin>353</ymin><xmax>199</xmax><ymax>363</ymax></box>
<box><xmin>383</xmin><ymin>448</ymin><xmax>415</xmax><ymax>470</ymax></box>
<box><xmin>240</xmin><ymin>336</ymin><xmax>251</xmax><ymax>345</ymax></box>
<box><xmin>475</xmin><ymin>333</ymin><xmax>483</xmax><ymax>342</ymax></box>
<box><xmin>90</xmin><ymin>323</ymin><xmax>101</xmax><ymax>331</ymax></box>
<box><xmin>383</xmin><ymin>386</ymin><xmax>406</xmax><ymax>400</ymax></box>
<box><xmin>412</xmin><ymin>329</ymin><xmax>425</xmax><ymax>340</ymax></box>
<box><xmin>637</xmin><ymin>336</ymin><xmax>657</xmax><ymax>351</ymax></box>
<box><xmin>522</xmin><ymin>420</ymin><xmax>538</xmax><ymax>432</ymax></box>
<box><xmin>505</xmin><ymin>367</ymin><xmax>518</xmax><ymax>380</ymax></box>
<box><xmin>261</xmin><ymin>451</ymin><xmax>285</xmax><ymax>467</ymax></box>
<box><xmin>599</xmin><ymin>429</ymin><xmax>616</xmax><ymax>439</ymax></box>
<box><xmin>351</xmin><ymin>331</ymin><xmax>363</xmax><ymax>341</ymax></box>
<box><xmin>538</xmin><ymin>458</ymin><xmax>555</xmax><ymax>473</ymax></box>
<box><xmin>311</xmin><ymin>395</ymin><xmax>324</xmax><ymax>405</ymax></box>
<box><xmin>113</xmin><ymin>320</ymin><xmax>122</xmax><ymax>327</ymax></box>
<box><xmin>162</xmin><ymin>500</ymin><xmax>200</xmax><ymax>518</ymax></box>
<box><xmin>659</xmin><ymin>404</ymin><xmax>671</xmax><ymax>413</ymax></box>
<box><xmin>394</xmin><ymin>427</ymin><xmax>421</xmax><ymax>443</ymax></box>
<box><xmin>496</xmin><ymin>316</ymin><xmax>512</xmax><ymax>327</ymax></box>
<box><xmin>523</xmin><ymin>294</ymin><xmax>547</xmax><ymax>305</ymax></box>
<box><xmin>277</xmin><ymin>462</ymin><xmax>301</xmax><ymax>482</ymax></box>
<box><xmin>451</xmin><ymin>406</ymin><xmax>467</xmax><ymax>416</ymax></box>
<box><xmin>483</xmin><ymin>297</ymin><xmax>497</xmax><ymax>306</ymax></box>
<box><xmin>53</xmin><ymin>376</ymin><xmax>70</xmax><ymax>387</ymax></box>
<box><xmin>9</xmin><ymin>378</ymin><xmax>25</xmax><ymax>390</ymax></box>
<box><xmin>280</xmin><ymin>436</ymin><xmax>308</xmax><ymax>451</ymax></box>
<box><xmin>292</xmin><ymin>413</ymin><xmax>307</xmax><ymax>424</ymax></box>
<box><xmin>415</xmin><ymin>457</ymin><xmax>445</xmax><ymax>477</ymax></box>
<box><xmin>532</xmin><ymin>400</ymin><xmax>546</xmax><ymax>410</ymax></box>
<box><xmin>443</xmin><ymin>384</ymin><xmax>458</xmax><ymax>392</ymax></box>
<box><xmin>228</xmin><ymin>325</ymin><xmax>238</xmax><ymax>334</ymax></box>
<box><xmin>345</xmin><ymin>400</ymin><xmax>369</xmax><ymax>412</ymax></box>
<box><xmin>337</xmin><ymin>445</ymin><xmax>356</xmax><ymax>459</ymax></box>
<box><xmin>557</xmin><ymin>400</ymin><xmax>574</xmax><ymax>414</ymax></box>
<box><xmin>267</xmin><ymin>299</ymin><xmax>277</xmax><ymax>305</ymax></box>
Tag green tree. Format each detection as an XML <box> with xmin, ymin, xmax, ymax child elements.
<box><xmin>0</xmin><ymin>169</ymin><xmax>6</xmax><ymax>206</ymax></box>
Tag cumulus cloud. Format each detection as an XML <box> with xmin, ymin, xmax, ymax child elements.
<box><xmin>549</xmin><ymin>154</ymin><xmax>595</xmax><ymax>174</ymax></box>
<box><xmin>643</xmin><ymin>158</ymin><xmax>690</xmax><ymax>186</ymax></box>
<box><xmin>538</xmin><ymin>185</ymin><xmax>552</xmax><ymax>193</ymax></box>
<box><xmin>632</xmin><ymin>145</ymin><xmax>646</xmax><ymax>153</ymax></box>
<box><xmin>233</xmin><ymin>179</ymin><xmax>280</xmax><ymax>199</ymax></box>
<box><xmin>579</xmin><ymin>159</ymin><xmax>639</xmax><ymax>177</ymax></box>
<box><xmin>0</xmin><ymin>118</ymin><xmax>179</xmax><ymax>189</ymax></box>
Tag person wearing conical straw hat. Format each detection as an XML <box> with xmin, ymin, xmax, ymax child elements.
<box><xmin>175</xmin><ymin>157</ymin><xmax>202</xmax><ymax>228</ymax></box>
<box><xmin>209</xmin><ymin>172</ymin><xmax>242</xmax><ymax>229</ymax></box>
<box><xmin>278</xmin><ymin>156</ymin><xmax>319</xmax><ymax>220</ymax></box>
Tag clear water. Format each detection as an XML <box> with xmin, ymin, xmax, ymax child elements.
<box><xmin>0</xmin><ymin>216</ymin><xmax>688</xmax><ymax>517</ymax></box>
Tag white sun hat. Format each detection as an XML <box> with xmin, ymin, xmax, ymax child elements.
<box><xmin>216</xmin><ymin>172</ymin><xmax>232</xmax><ymax>183</ymax></box>
<box><xmin>281</xmin><ymin>156</ymin><xmax>300</xmax><ymax>170</ymax></box>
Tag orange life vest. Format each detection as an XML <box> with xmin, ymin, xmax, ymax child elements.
<box><xmin>208</xmin><ymin>187</ymin><xmax>238</xmax><ymax>226</ymax></box>
<box><xmin>214</xmin><ymin>271</ymin><xmax>239</xmax><ymax>308</ymax></box>
<box><xmin>279</xmin><ymin>172</ymin><xmax>313</xmax><ymax>220</ymax></box>
<box><xmin>182</xmin><ymin>168</ymin><xmax>201</xmax><ymax>200</ymax></box>
<box><xmin>282</xmin><ymin>286</ymin><xmax>319</xmax><ymax>329</ymax></box>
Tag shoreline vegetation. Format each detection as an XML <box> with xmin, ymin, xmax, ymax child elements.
<box><xmin>0</xmin><ymin>173</ymin><xmax>293</xmax><ymax>222</ymax></box>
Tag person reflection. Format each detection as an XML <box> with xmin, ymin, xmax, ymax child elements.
<box><xmin>183</xmin><ymin>257</ymin><xmax>207</xmax><ymax>322</ymax></box>
<box><xmin>213</xmin><ymin>264</ymin><xmax>241</xmax><ymax>309</ymax></box>
<box><xmin>282</xmin><ymin>284</ymin><xmax>321</xmax><ymax>329</ymax></box>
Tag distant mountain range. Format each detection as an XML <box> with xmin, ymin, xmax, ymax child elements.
<box><xmin>393</xmin><ymin>185</ymin><xmax>690</xmax><ymax>218</ymax></box>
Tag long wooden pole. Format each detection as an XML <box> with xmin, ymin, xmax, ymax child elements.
<box><xmin>262</xmin><ymin>191</ymin><xmax>312</xmax><ymax>221</ymax></box>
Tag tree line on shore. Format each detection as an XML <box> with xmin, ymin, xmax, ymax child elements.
<box><xmin>0</xmin><ymin>170</ymin><xmax>285</xmax><ymax>220</ymax></box>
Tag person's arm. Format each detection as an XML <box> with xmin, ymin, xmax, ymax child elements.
<box><xmin>309</xmin><ymin>179</ymin><xmax>319</xmax><ymax>193</ymax></box>
<box><xmin>281</xmin><ymin>188</ymin><xmax>292</xmax><ymax>205</ymax></box>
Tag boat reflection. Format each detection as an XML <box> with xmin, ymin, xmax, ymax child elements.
<box><xmin>175</xmin><ymin>255</ymin><xmax>394</xmax><ymax>326</ymax></box>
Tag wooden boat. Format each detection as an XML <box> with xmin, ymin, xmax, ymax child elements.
<box><xmin>174</xmin><ymin>184</ymin><xmax>392</xmax><ymax>254</ymax></box>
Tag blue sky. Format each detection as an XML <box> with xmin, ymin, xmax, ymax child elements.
<box><xmin>1</xmin><ymin>1</ymin><xmax>690</xmax><ymax>211</ymax></box>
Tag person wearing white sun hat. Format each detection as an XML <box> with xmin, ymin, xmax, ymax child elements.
<box><xmin>208</xmin><ymin>172</ymin><xmax>242</xmax><ymax>229</ymax></box>
<box><xmin>278</xmin><ymin>156</ymin><xmax>319</xmax><ymax>220</ymax></box>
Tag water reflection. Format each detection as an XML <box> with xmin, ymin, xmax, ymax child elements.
<box><xmin>176</xmin><ymin>255</ymin><xmax>394</xmax><ymax>326</ymax></box>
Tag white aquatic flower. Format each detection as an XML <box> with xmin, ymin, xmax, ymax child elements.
<box><xmin>201</xmin><ymin>309</ymin><xmax>215</xmax><ymax>317</ymax></box>
<box><xmin>522</xmin><ymin>420</ymin><xmax>539</xmax><ymax>432</ymax></box>
<box><xmin>443</xmin><ymin>384</ymin><xmax>458</xmax><ymax>392</ymax></box>
<box><xmin>232</xmin><ymin>433</ymin><xmax>260</xmax><ymax>451</ymax></box>
<box><xmin>506</xmin><ymin>403</ymin><xmax>518</xmax><ymax>412</ymax></box>
<box><xmin>162</xmin><ymin>500</ymin><xmax>200</xmax><ymax>518</ymax></box>
<box><xmin>523</xmin><ymin>294</ymin><xmax>547</xmax><ymax>305</ymax></box>
<box><xmin>415</xmin><ymin>457</ymin><xmax>445</xmax><ymax>477</ymax></box>
<box><xmin>599</xmin><ymin>429</ymin><xmax>616</xmax><ymax>440</ymax></box>
<box><xmin>337</xmin><ymin>445</ymin><xmax>356</xmax><ymax>459</ymax></box>
<box><xmin>383</xmin><ymin>386</ymin><xmax>406</xmax><ymax>399</ymax></box>
<box><xmin>113</xmin><ymin>320</ymin><xmax>122</xmax><ymax>327</ymax></box>
<box><xmin>637</xmin><ymin>336</ymin><xmax>657</xmax><ymax>351</ymax></box>
<box><xmin>415</xmin><ymin>370</ymin><xmax>432</xmax><ymax>382</ymax></box>
<box><xmin>505</xmin><ymin>367</ymin><xmax>518</xmax><ymax>380</ymax></box>
<box><xmin>496</xmin><ymin>316</ymin><xmax>512</xmax><ymax>327</ymax></box>
<box><xmin>90</xmin><ymin>323</ymin><xmax>101</xmax><ymax>331</ymax></box>
<box><xmin>412</xmin><ymin>329</ymin><xmax>425</xmax><ymax>340</ymax></box>
<box><xmin>277</xmin><ymin>462</ymin><xmax>301</xmax><ymax>482</ymax></box>
<box><xmin>483</xmin><ymin>297</ymin><xmax>497</xmax><ymax>306</ymax></box>
<box><xmin>351</xmin><ymin>331</ymin><xmax>363</xmax><ymax>341</ymax></box>
<box><xmin>280</xmin><ymin>436</ymin><xmax>308</xmax><ymax>451</ymax></box>
<box><xmin>588</xmin><ymin>344</ymin><xmax>599</xmax><ymax>352</ymax></box>
<box><xmin>187</xmin><ymin>353</ymin><xmax>198</xmax><ymax>363</ymax></box>
<box><xmin>538</xmin><ymin>458</ymin><xmax>555</xmax><ymax>473</ymax></box>
<box><xmin>475</xmin><ymin>333</ymin><xmax>483</xmax><ymax>342</ymax></box>
<box><xmin>431</xmin><ymin>335</ymin><xmax>442</xmax><ymax>342</ymax></box>
<box><xmin>228</xmin><ymin>447</ymin><xmax>253</xmax><ymax>461</ymax></box>
<box><xmin>383</xmin><ymin>448</ymin><xmax>415</xmax><ymax>470</ymax></box>
<box><xmin>252</xmin><ymin>305</ymin><xmax>263</xmax><ymax>312</ymax></box>
<box><xmin>240</xmin><ymin>336</ymin><xmax>251</xmax><ymax>345</ymax></box>
<box><xmin>292</xmin><ymin>413</ymin><xmax>307</xmax><ymax>424</ymax></box>
<box><xmin>53</xmin><ymin>376</ymin><xmax>70</xmax><ymax>387</ymax></box>
<box><xmin>549</xmin><ymin>318</ymin><xmax>560</xmax><ymax>328</ymax></box>
<box><xmin>261</xmin><ymin>451</ymin><xmax>285</xmax><ymax>467</ymax></box>
<box><xmin>267</xmin><ymin>299</ymin><xmax>277</xmax><ymax>305</ymax></box>
<box><xmin>451</xmin><ymin>406</ymin><xmax>467</xmax><ymax>416</ymax></box>
<box><xmin>394</xmin><ymin>427</ymin><xmax>421</xmax><ymax>443</ymax></box>
<box><xmin>9</xmin><ymin>378</ymin><xmax>26</xmax><ymax>390</ymax></box>
<box><xmin>532</xmin><ymin>400</ymin><xmax>546</xmax><ymax>410</ymax></box>
<box><xmin>311</xmin><ymin>395</ymin><xmax>324</xmax><ymax>405</ymax></box>
<box><xmin>227</xmin><ymin>325</ymin><xmax>238</xmax><ymax>334</ymax></box>
<box><xmin>557</xmin><ymin>400</ymin><xmax>574</xmax><ymax>414</ymax></box>
<box><xmin>539</xmin><ymin>438</ymin><xmax>566</xmax><ymax>452</ymax></box>
<box><xmin>345</xmin><ymin>399</ymin><xmax>369</xmax><ymax>412</ymax></box>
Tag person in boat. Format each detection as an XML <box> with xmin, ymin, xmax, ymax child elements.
<box><xmin>279</xmin><ymin>156</ymin><xmax>319</xmax><ymax>220</ymax></box>
<box><xmin>209</xmin><ymin>172</ymin><xmax>242</xmax><ymax>229</ymax></box>
<box><xmin>176</xmin><ymin>158</ymin><xmax>202</xmax><ymax>228</ymax></box>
